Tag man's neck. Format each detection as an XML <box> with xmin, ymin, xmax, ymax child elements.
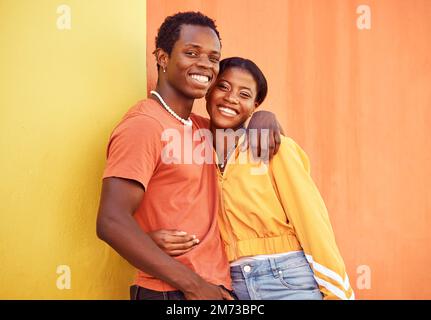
<box><xmin>151</xmin><ymin>83</ymin><xmax>194</xmax><ymax>120</ymax></box>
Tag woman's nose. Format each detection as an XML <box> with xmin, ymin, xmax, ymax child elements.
<box><xmin>224</xmin><ymin>93</ymin><xmax>239</xmax><ymax>104</ymax></box>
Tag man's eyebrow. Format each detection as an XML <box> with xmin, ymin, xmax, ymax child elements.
<box><xmin>184</xmin><ymin>43</ymin><xmax>220</xmax><ymax>54</ymax></box>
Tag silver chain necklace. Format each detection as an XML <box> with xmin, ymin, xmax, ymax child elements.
<box><xmin>150</xmin><ymin>90</ymin><xmax>193</xmax><ymax>126</ymax></box>
<box><xmin>219</xmin><ymin>146</ymin><xmax>236</xmax><ymax>169</ymax></box>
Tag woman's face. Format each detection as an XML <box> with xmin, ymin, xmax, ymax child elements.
<box><xmin>206</xmin><ymin>67</ymin><xmax>258</xmax><ymax>129</ymax></box>
<box><xmin>164</xmin><ymin>24</ymin><xmax>221</xmax><ymax>99</ymax></box>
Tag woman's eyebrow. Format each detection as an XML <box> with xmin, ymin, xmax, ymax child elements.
<box><xmin>218</xmin><ymin>80</ymin><xmax>253</xmax><ymax>92</ymax></box>
<box><xmin>239</xmin><ymin>86</ymin><xmax>253</xmax><ymax>92</ymax></box>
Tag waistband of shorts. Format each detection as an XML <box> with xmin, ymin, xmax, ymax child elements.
<box><xmin>230</xmin><ymin>251</ymin><xmax>309</xmax><ymax>279</ymax></box>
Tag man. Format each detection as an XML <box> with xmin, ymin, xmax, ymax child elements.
<box><xmin>96</xmin><ymin>12</ymin><xmax>281</xmax><ymax>300</ymax></box>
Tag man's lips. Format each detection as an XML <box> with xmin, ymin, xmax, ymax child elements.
<box><xmin>189</xmin><ymin>73</ymin><xmax>211</xmax><ymax>85</ymax></box>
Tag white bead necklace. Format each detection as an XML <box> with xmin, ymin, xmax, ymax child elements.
<box><xmin>150</xmin><ymin>90</ymin><xmax>193</xmax><ymax>126</ymax></box>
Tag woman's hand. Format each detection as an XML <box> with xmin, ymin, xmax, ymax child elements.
<box><xmin>148</xmin><ymin>229</ymin><xmax>200</xmax><ymax>256</ymax></box>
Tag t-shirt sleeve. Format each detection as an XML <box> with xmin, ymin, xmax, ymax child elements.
<box><xmin>190</xmin><ymin>113</ymin><xmax>210</xmax><ymax>129</ymax></box>
<box><xmin>102</xmin><ymin>114</ymin><xmax>163</xmax><ymax>189</ymax></box>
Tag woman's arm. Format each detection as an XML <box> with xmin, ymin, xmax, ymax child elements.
<box><xmin>270</xmin><ymin>138</ymin><xmax>354</xmax><ymax>300</ymax></box>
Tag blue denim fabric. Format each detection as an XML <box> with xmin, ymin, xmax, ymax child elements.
<box><xmin>230</xmin><ymin>251</ymin><xmax>323</xmax><ymax>300</ymax></box>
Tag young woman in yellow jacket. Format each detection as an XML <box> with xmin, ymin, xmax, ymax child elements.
<box><xmin>150</xmin><ymin>57</ymin><xmax>354</xmax><ymax>300</ymax></box>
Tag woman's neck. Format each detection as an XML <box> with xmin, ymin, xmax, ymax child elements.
<box><xmin>210</xmin><ymin>122</ymin><xmax>244</xmax><ymax>163</ymax></box>
<box><xmin>151</xmin><ymin>83</ymin><xmax>194</xmax><ymax>119</ymax></box>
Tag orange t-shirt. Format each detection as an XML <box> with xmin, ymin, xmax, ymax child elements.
<box><xmin>103</xmin><ymin>98</ymin><xmax>231</xmax><ymax>291</ymax></box>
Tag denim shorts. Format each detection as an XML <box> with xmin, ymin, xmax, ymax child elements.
<box><xmin>230</xmin><ymin>251</ymin><xmax>323</xmax><ymax>300</ymax></box>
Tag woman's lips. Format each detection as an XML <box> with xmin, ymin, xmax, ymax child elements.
<box><xmin>217</xmin><ymin>106</ymin><xmax>238</xmax><ymax>118</ymax></box>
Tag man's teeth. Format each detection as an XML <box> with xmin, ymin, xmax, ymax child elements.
<box><xmin>191</xmin><ymin>74</ymin><xmax>210</xmax><ymax>83</ymax></box>
<box><xmin>218</xmin><ymin>107</ymin><xmax>237</xmax><ymax>116</ymax></box>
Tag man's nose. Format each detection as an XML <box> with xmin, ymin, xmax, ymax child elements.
<box><xmin>196</xmin><ymin>55</ymin><xmax>213</xmax><ymax>69</ymax></box>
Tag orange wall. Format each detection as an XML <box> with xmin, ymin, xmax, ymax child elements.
<box><xmin>147</xmin><ymin>0</ymin><xmax>431</xmax><ymax>299</ymax></box>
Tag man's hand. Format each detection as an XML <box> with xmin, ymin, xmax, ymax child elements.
<box><xmin>148</xmin><ymin>229</ymin><xmax>199</xmax><ymax>256</ymax></box>
<box><xmin>96</xmin><ymin>177</ymin><xmax>226</xmax><ymax>298</ymax></box>
<box><xmin>184</xmin><ymin>281</ymin><xmax>235</xmax><ymax>300</ymax></box>
<box><xmin>243</xmin><ymin>110</ymin><xmax>284</xmax><ymax>162</ymax></box>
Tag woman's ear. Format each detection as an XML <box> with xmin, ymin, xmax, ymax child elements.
<box><xmin>249</xmin><ymin>102</ymin><xmax>259</xmax><ymax>117</ymax></box>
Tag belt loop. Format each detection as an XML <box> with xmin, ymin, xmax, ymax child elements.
<box><xmin>269</xmin><ymin>258</ymin><xmax>279</xmax><ymax>278</ymax></box>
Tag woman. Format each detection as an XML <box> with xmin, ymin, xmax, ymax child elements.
<box><xmin>150</xmin><ymin>57</ymin><xmax>355</xmax><ymax>300</ymax></box>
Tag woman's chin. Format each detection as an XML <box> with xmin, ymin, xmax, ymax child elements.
<box><xmin>211</xmin><ymin>118</ymin><xmax>243</xmax><ymax>130</ymax></box>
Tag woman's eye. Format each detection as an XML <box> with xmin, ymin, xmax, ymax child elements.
<box><xmin>240</xmin><ymin>92</ymin><xmax>251</xmax><ymax>98</ymax></box>
<box><xmin>217</xmin><ymin>84</ymin><xmax>228</xmax><ymax>90</ymax></box>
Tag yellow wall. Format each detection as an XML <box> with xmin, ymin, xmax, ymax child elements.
<box><xmin>0</xmin><ymin>0</ymin><xmax>147</xmax><ymax>299</ymax></box>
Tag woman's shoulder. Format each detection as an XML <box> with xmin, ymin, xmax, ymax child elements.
<box><xmin>275</xmin><ymin>136</ymin><xmax>310</xmax><ymax>169</ymax></box>
<box><xmin>279</xmin><ymin>135</ymin><xmax>302</xmax><ymax>152</ymax></box>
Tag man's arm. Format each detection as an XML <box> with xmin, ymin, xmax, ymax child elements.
<box><xmin>96</xmin><ymin>177</ymin><xmax>233</xmax><ymax>300</ymax></box>
<box><xmin>245</xmin><ymin>110</ymin><xmax>285</xmax><ymax>160</ymax></box>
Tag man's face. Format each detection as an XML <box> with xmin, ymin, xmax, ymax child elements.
<box><xmin>165</xmin><ymin>24</ymin><xmax>221</xmax><ymax>99</ymax></box>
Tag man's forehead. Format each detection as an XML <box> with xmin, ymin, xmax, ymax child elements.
<box><xmin>177</xmin><ymin>24</ymin><xmax>221</xmax><ymax>51</ymax></box>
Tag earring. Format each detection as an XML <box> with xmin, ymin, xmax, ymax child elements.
<box><xmin>163</xmin><ymin>67</ymin><xmax>166</xmax><ymax>73</ymax></box>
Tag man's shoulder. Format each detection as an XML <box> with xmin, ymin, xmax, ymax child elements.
<box><xmin>118</xmin><ymin>99</ymin><xmax>164</xmax><ymax>131</ymax></box>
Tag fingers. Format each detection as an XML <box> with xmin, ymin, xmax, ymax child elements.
<box><xmin>167</xmin><ymin>238</ymin><xmax>199</xmax><ymax>251</ymax></box>
<box><xmin>249</xmin><ymin>131</ymin><xmax>260</xmax><ymax>160</ymax></box>
<box><xmin>278</xmin><ymin>120</ymin><xmax>286</xmax><ymax>135</ymax></box>
<box><xmin>169</xmin><ymin>247</ymin><xmax>196</xmax><ymax>256</ymax></box>
<box><xmin>255</xmin><ymin>129</ymin><xmax>273</xmax><ymax>163</ymax></box>
<box><xmin>273</xmin><ymin>128</ymin><xmax>281</xmax><ymax>156</ymax></box>
<box><xmin>265</xmin><ymin>129</ymin><xmax>276</xmax><ymax>162</ymax></box>
<box><xmin>239</xmin><ymin>131</ymin><xmax>249</xmax><ymax>152</ymax></box>
<box><xmin>164</xmin><ymin>231</ymin><xmax>198</xmax><ymax>245</ymax></box>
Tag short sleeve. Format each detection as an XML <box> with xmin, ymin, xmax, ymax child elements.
<box><xmin>190</xmin><ymin>113</ymin><xmax>210</xmax><ymax>129</ymax></box>
<box><xmin>102</xmin><ymin>114</ymin><xmax>163</xmax><ymax>189</ymax></box>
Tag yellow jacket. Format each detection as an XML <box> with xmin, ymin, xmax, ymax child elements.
<box><xmin>216</xmin><ymin>135</ymin><xmax>354</xmax><ymax>300</ymax></box>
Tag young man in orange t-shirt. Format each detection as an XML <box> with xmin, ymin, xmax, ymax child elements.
<box><xmin>96</xmin><ymin>12</ymin><xmax>281</xmax><ymax>300</ymax></box>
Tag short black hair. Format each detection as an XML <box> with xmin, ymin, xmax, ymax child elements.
<box><xmin>219</xmin><ymin>57</ymin><xmax>268</xmax><ymax>106</ymax></box>
<box><xmin>155</xmin><ymin>11</ymin><xmax>221</xmax><ymax>56</ymax></box>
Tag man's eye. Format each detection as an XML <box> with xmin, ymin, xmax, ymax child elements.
<box><xmin>186</xmin><ymin>51</ymin><xmax>198</xmax><ymax>56</ymax></box>
<box><xmin>210</xmin><ymin>56</ymin><xmax>220</xmax><ymax>63</ymax></box>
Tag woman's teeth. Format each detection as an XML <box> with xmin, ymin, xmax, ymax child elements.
<box><xmin>190</xmin><ymin>74</ymin><xmax>210</xmax><ymax>83</ymax></box>
<box><xmin>218</xmin><ymin>107</ymin><xmax>238</xmax><ymax>117</ymax></box>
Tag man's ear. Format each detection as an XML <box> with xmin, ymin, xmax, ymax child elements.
<box><xmin>154</xmin><ymin>48</ymin><xmax>169</xmax><ymax>70</ymax></box>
